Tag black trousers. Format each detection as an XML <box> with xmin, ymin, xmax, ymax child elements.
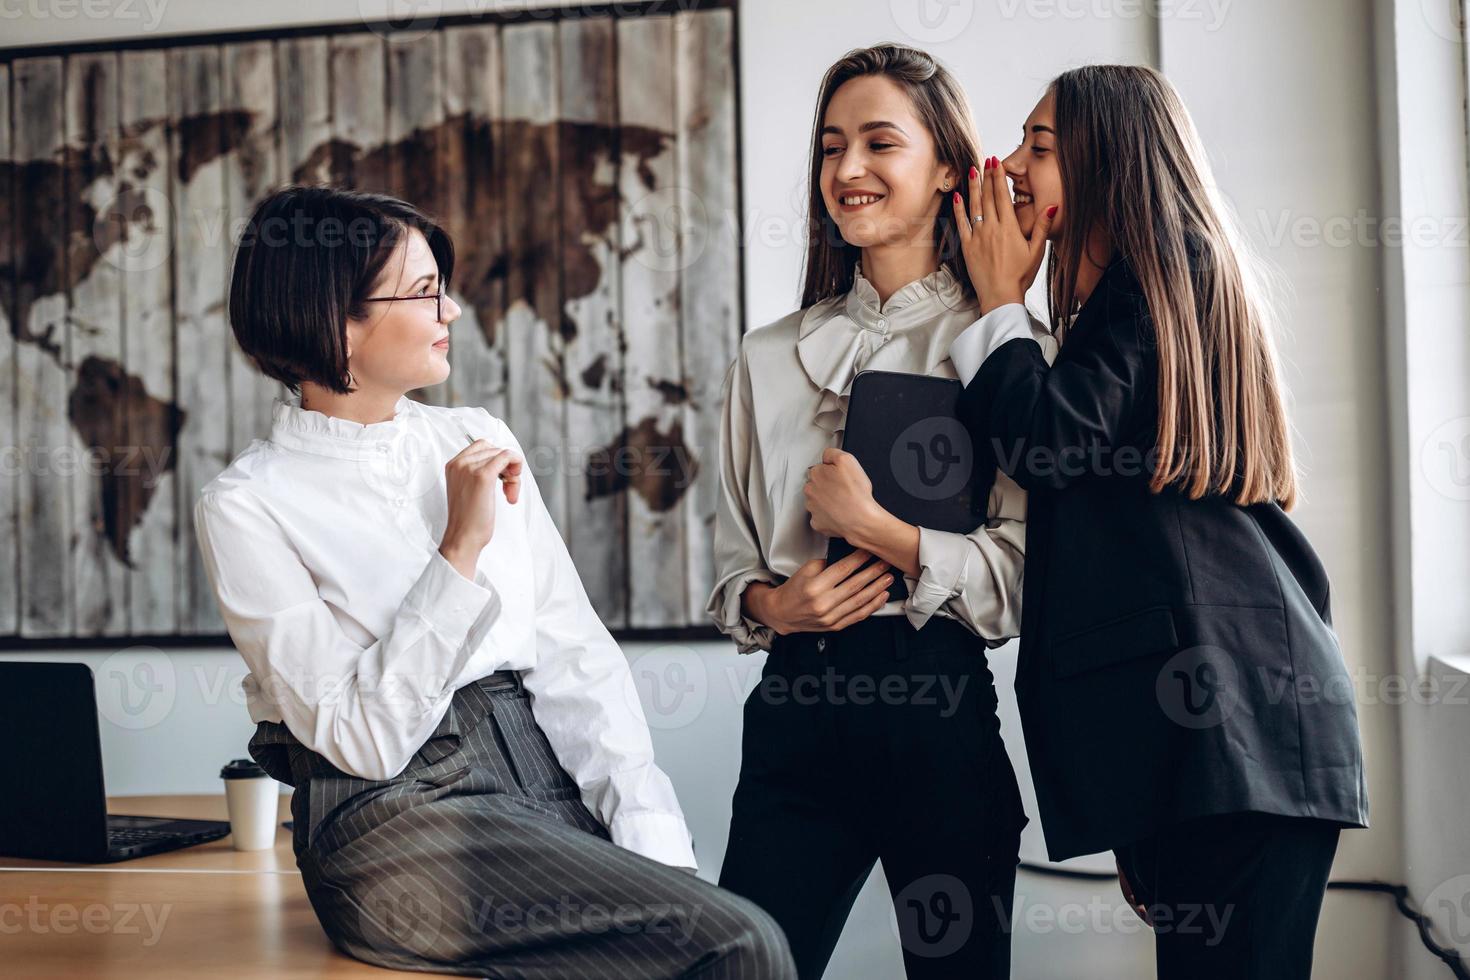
<box><xmin>718</xmin><ymin>614</ymin><xmax>1029</xmax><ymax>980</ymax></box>
<box><xmin>1113</xmin><ymin>810</ymin><xmax>1341</xmax><ymax>980</ymax></box>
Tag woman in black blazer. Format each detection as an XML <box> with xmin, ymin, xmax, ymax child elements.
<box><xmin>945</xmin><ymin>66</ymin><xmax>1368</xmax><ymax>980</ymax></box>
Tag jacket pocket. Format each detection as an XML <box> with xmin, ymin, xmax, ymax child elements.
<box><xmin>1050</xmin><ymin>605</ymin><xmax>1179</xmax><ymax>679</ymax></box>
<box><xmin>408</xmin><ymin>702</ymin><xmax>465</xmax><ymax>770</ymax></box>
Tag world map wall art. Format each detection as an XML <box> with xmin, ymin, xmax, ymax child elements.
<box><xmin>0</xmin><ymin>1</ymin><xmax>742</xmax><ymax>642</ymax></box>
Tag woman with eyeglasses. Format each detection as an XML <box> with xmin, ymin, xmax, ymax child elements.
<box><xmin>194</xmin><ymin>185</ymin><xmax>796</xmax><ymax>978</ymax></box>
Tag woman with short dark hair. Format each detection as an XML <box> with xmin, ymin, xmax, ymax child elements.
<box><xmin>196</xmin><ymin>185</ymin><xmax>796</xmax><ymax>978</ymax></box>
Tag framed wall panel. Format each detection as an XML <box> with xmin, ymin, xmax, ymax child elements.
<box><xmin>0</xmin><ymin>0</ymin><xmax>742</xmax><ymax>642</ymax></box>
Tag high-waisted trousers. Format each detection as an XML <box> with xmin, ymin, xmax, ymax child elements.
<box><xmin>718</xmin><ymin>614</ymin><xmax>1029</xmax><ymax>979</ymax></box>
<box><xmin>248</xmin><ymin>670</ymin><xmax>796</xmax><ymax>979</ymax></box>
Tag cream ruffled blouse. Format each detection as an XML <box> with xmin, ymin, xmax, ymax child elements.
<box><xmin>706</xmin><ymin>262</ymin><xmax>1052</xmax><ymax>655</ymax></box>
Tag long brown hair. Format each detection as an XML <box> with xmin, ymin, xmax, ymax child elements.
<box><xmin>1048</xmin><ymin>65</ymin><xmax>1299</xmax><ymax>509</ymax></box>
<box><xmin>799</xmin><ymin>44</ymin><xmax>980</xmax><ymax>308</ymax></box>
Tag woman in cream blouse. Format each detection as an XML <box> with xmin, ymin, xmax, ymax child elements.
<box><xmin>709</xmin><ymin>45</ymin><xmax>1052</xmax><ymax>980</ymax></box>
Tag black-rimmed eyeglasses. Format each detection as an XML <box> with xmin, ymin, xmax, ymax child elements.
<box><xmin>362</xmin><ymin>275</ymin><xmax>447</xmax><ymax>322</ymax></box>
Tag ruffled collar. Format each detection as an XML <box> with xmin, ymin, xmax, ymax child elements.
<box><xmin>268</xmin><ymin>391</ymin><xmax>422</xmax><ymax>461</ymax></box>
<box><xmin>796</xmin><ymin>263</ymin><xmax>971</xmax><ymax>434</ymax></box>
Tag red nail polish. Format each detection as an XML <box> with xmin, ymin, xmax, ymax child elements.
<box><xmin>992</xmin><ymin>156</ymin><xmax>1000</xmax><ymax>169</ymax></box>
<box><xmin>953</xmin><ymin>191</ymin><xmax>962</xmax><ymax>205</ymax></box>
<box><xmin>969</xmin><ymin>165</ymin><xmax>978</xmax><ymax>180</ymax></box>
<box><xmin>1047</xmin><ymin>205</ymin><xmax>1058</xmax><ymax>218</ymax></box>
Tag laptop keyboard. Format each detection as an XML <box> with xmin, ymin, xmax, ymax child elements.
<box><xmin>108</xmin><ymin>827</ymin><xmax>183</xmax><ymax>846</ymax></box>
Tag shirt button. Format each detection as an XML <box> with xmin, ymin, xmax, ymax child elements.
<box><xmin>816</xmin><ymin>638</ymin><xmax>827</xmax><ymax>652</ymax></box>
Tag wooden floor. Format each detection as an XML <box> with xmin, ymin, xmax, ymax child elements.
<box><xmin>1</xmin><ymin>794</ymin><xmax>425</xmax><ymax>978</ymax></box>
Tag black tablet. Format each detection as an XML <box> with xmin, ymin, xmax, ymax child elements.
<box><xmin>825</xmin><ymin>369</ymin><xmax>989</xmax><ymax>602</ymax></box>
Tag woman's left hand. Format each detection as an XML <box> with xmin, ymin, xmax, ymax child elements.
<box><xmin>804</xmin><ymin>447</ymin><xmax>882</xmax><ymax>540</ymax></box>
<box><xmin>951</xmin><ymin>157</ymin><xmax>1056</xmax><ymax>315</ymax></box>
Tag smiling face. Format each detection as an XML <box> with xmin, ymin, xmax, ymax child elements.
<box><xmin>1001</xmin><ymin>89</ymin><xmax>1063</xmax><ymax>240</ymax></box>
<box><xmin>819</xmin><ymin>74</ymin><xmax>956</xmax><ymax>250</ymax></box>
<box><xmin>345</xmin><ymin>227</ymin><xmax>462</xmax><ymax>392</ymax></box>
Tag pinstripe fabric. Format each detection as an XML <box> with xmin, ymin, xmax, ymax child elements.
<box><xmin>249</xmin><ymin>672</ymin><xmax>795</xmax><ymax>979</ymax></box>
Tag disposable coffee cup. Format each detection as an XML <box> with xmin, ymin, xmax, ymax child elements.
<box><xmin>220</xmin><ymin>758</ymin><xmax>278</xmax><ymax>851</ymax></box>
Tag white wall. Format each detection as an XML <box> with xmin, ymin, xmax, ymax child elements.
<box><xmin>1374</xmin><ymin>0</ymin><xmax>1470</xmax><ymax>976</ymax></box>
<box><xmin>5</xmin><ymin>0</ymin><xmax>1463</xmax><ymax>976</ymax></box>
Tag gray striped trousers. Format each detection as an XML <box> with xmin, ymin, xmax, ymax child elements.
<box><xmin>247</xmin><ymin>671</ymin><xmax>795</xmax><ymax>979</ymax></box>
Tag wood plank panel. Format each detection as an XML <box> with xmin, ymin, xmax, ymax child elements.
<box><xmin>328</xmin><ymin>34</ymin><xmax>387</xmax><ymax>192</ymax></box>
<box><xmin>559</xmin><ymin>16</ymin><xmax>627</xmax><ymax>628</ymax></box>
<box><xmin>0</xmin><ymin>63</ymin><xmax>15</xmax><ymax>634</ymax></box>
<box><xmin>501</xmin><ymin>22</ymin><xmax>569</xmax><ymax>534</ymax></box>
<box><xmin>5</xmin><ymin>11</ymin><xmax>742</xmax><ymax>637</ymax></box>
<box><xmin>675</xmin><ymin>8</ymin><xmax>740</xmax><ymax>624</ymax></box>
<box><xmin>617</xmin><ymin>16</ymin><xmax>687</xmax><ymax>628</ymax></box>
<box><xmin>441</xmin><ymin>24</ymin><xmax>509</xmax><ymax>422</ymax></box>
<box><xmin>222</xmin><ymin>41</ymin><xmax>284</xmax><ymax>454</ymax></box>
<box><xmin>66</xmin><ymin>51</ymin><xmax>129</xmax><ymax>636</ymax></box>
<box><xmin>119</xmin><ymin>48</ymin><xmax>179</xmax><ymax>635</ymax></box>
<box><xmin>14</xmin><ymin>57</ymin><xmax>72</xmax><ymax>638</ymax></box>
<box><xmin>169</xmin><ymin>45</ymin><xmax>229</xmax><ymax>634</ymax></box>
<box><xmin>275</xmin><ymin>37</ymin><xmax>330</xmax><ymax>187</ymax></box>
<box><xmin>386</xmin><ymin>31</ymin><xmax>449</xmax><ymax>407</ymax></box>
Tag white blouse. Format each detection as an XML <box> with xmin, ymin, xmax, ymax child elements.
<box><xmin>706</xmin><ymin>264</ymin><xmax>1058</xmax><ymax>655</ymax></box>
<box><xmin>193</xmin><ymin>393</ymin><xmax>696</xmax><ymax>870</ymax></box>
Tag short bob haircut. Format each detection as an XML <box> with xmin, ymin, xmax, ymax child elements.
<box><xmin>228</xmin><ymin>185</ymin><xmax>455</xmax><ymax>395</ymax></box>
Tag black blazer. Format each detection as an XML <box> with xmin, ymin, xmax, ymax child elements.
<box><xmin>957</xmin><ymin>253</ymin><xmax>1369</xmax><ymax>861</ymax></box>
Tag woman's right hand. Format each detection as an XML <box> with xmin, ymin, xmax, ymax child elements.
<box><xmin>744</xmin><ymin>549</ymin><xmax>895</xmax><ymax>636</ymax></box>
<box><xmin>439</xmin><ymin>439</ymin><xmax>523</xmax><ymax>574</ymax></box>
<box><xmin>952</xmin><ymin>157</ymin><xmax>1055</xmax><ymax>315</ymax></box>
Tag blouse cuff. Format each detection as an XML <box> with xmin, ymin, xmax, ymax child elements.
<box><xmin>707</xmin><ymin>568</ymin><xmax>780</xmax><ymax>655</ymax></box>
<box><xmin>949</xmin><ymin>303</ymin><xmax>1036</xmax><ymax>386</ymax></box>
<box><xmin>609</xmin><ymin>810</ymin><xmax>699</xmax><ymax>870</ymax></box>
<box><xmin>407</xmin><ymin>548</ymin><xmax>504</xmax><ymax>666</ymax></box>
<box><xmin>903</xmin><ymin>525</ymin><xmax>970</xmax><ymax>631</ymax></box>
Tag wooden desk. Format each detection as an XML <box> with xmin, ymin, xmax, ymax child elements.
<box><xmin>0</xmin><ymin>795</ymin><xmax>422</xmax><ymax>978</ymax></box>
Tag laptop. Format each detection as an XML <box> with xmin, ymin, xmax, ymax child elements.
<box><xmin>825</xmin><ymin>369</ymin><xmax>990</xmax><ymax>603</ymax></box>
<box><xmin>0</xmin><ymin>661</ymin><xmax>232</xmax><ymax>862</ymax></box>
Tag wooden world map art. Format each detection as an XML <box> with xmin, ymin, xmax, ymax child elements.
<box><xmin>0</xmin><ymin>3</ymin><xmax>742</xmax><ymax>641</ymax></box>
